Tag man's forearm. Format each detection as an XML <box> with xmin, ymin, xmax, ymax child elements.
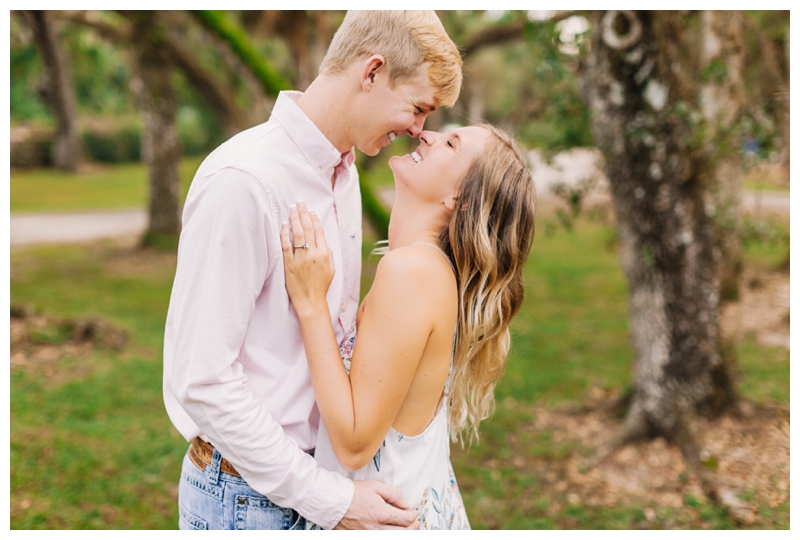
<box><xmin>175</xmin><ymin>367</ymin><xmax>354</xmax><ymax>527</ymax></box>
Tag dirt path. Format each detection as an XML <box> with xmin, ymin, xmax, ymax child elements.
<box><xmin>10</xmin><ymin>209</ymin><xmax>147</xmax><ymax>246</ymax></box>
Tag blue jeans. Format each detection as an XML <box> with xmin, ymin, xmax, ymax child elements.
<box><xmin>177</xmin><ymin>446</ymin><xmax>306</xmax><ymax>530</ymax></box>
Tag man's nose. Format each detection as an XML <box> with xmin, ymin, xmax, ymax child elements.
<box><xmin>406</xmin><ymin>115</ymin><xmax>426</xmax><ymax>138</ymax></box>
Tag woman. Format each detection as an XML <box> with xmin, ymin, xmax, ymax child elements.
<box><xmin>280</xmin><ymin>124</ymin><xmax>536</xmax><ymax>529</ymax></box>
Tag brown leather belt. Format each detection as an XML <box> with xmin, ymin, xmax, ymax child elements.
<box><xmin>189</xmin><ymin>437</ymin><xmax>241</xmax><ymax>477</ymax></box>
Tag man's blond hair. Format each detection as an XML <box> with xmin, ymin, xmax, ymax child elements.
<box><xmin>320</xmin><ymin>11</ymin><xmax>462</xmax><ymax>108</ymax></box>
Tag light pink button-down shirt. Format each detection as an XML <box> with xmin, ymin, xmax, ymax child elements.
<box><xmin>163</xmin><ymin>91</ymin><xmax>361</xmax><ymax>528</ymax></box>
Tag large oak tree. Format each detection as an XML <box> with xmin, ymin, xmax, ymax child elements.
<box><xmin>581</xmin><ymin>10</ymin><xmax>753</xmax><ymax>522</ymax></box>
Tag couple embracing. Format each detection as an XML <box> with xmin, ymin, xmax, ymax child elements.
<box><xmin>163</xmin><ymin>11</ymin><xmax>536</xmax><ymax>530</ymax></box>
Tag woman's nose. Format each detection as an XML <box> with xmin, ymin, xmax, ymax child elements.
<box><xmin>419</xmin><ymin>131</ymin><xmax>436</xmax><ymax>146</ymax></box>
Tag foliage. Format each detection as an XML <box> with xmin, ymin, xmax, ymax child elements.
<box><xmin>191</xmin><ymin>10</ymin><xmax>289</xmax><ymax>97</ymax></box>
<box><xmin>174</xmin><ymin>101</ymin><xmax>227</xmax><ymax>157</ymax></box>
<box><xmin>358</xmin><ymin>172</ymin><xmax>391</xmax><ymax>239</ymax></box>
<box><xmin>11</xmin><ymin>10</ymin><xmax>595</xmax><ymax>160</ymax></box>
<box><xmin>10</xmin><ymin>15</ymin><xmax>133</xmax><ymax>122</ymax></box>
<box><xmin>739</xmin><ymin>214</ymin><xmax>790</xmax><ymax>250</ymax></box>
<box><xmin>10</xmin><ymin>33</ymin><xmax>50</xmax><ymax>121</ymax></box>
<box><xmin>82</xmin><ymin>122</ymin><xmax>141</xmax><ymax>163</ymax></box>
<box><xmin>11</xmin><ymin>13</ymin><xmax>229</xmax><ymax>164</ymax></box>
<box><xmin>66</xmin><ymin>23</ymin><xmax>133</xmax><ymax>116</ymax></box>
<box><xmin>447</xmin><ymin>11</ymin><xmax>593</xmax><ymax>151</ymax></box>
<box><xmin>12</xmin><ymin>118</ymin><xmax>218</xmax><ymax>168</ymax></box>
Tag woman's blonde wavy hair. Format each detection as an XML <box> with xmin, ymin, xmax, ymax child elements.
<box><xmin>437</xmin><ymin>124</ymin><xmax>536</xmax><ymax>444</ymax></box>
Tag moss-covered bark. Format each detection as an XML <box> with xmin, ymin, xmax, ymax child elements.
<box><xmin>129</xmin><ymin>11</ymin><xmax>182</xmax><ymax>243</ymax></box>
<box><xmin>22</xmin><ymin>10</ymin><xmax>82</xmax><ymax>172</ymax></box>
<box><xmin>581</xmin><ymin>9</ymin><xmax>749</xmax><ymax>521</ymax></box>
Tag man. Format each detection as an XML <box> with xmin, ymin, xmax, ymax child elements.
<box><xmin>163</xmin><ymin>11</ymin><xmax>462</xmax><ymax>530</ymax></box>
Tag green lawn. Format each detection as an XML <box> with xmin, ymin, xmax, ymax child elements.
<box><xmin>9</xmin><ymin>163</ymin><xmax>789</xmax><ymax>529</ymax></box>
<box><xmin>10</xmin><ymin>157</ymin><xmax>203</xmax><ymax>213</ymax></box>
<box><xmin>10</xmin><ymin>153</ymin><xmax>403</xmax><ymax>214</ymax></box>
<box><xmin>742</xmin><ymin>162</ymin><xmax>790</xmax><ymax>193</ymax></box>
<box><xmin>11</xmin><ymin>242</ymin><xmax>183</xmax><ymax>528</ymax></box>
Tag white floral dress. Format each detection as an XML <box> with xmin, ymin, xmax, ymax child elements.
<box><xmin>309</xmin><ymin>244</ymin><xmax>470</xmax><ymax>530</ymax></box>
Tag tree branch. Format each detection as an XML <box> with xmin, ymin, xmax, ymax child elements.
<box><xmin>53</xmin><ymin>10</ymin><xmax>131</xmax><ymax>42</ymax></box>
<box><xmin>191</xmin><ymin>10</ymin><xmax>290</xmax><ymax>97</ymax></box>
<box><xmin>59</xmin><ymin>10</ymin><xmax>249</xmax><ymax>136</ymax></box>
<box><xmin>161</xmin><ymin>30</ymin><xmax>248</xmax><ymax>135</ymax></box>
<box><xmin>741</xmin><ymin>12</ymin><xmax>788</xmax><ymax>94</ymax></box>
<box><xmin>462</xmin><ymin>10</ymin><xmax>583</xmax><ymax>58</ymax></box>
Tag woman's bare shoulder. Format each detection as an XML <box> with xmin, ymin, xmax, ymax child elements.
<box><xmin>364</xmin><ymin>245</ymin><xmax>456</xmax><ymax>324</ymax></box>
<box><xmin>373</xmin><ymin>244</ymin><xmax>453</xmax><ymax>288</ymax></box>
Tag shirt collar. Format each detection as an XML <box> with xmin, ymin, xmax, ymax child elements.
<box><xmin>271</xmin><ymin>91</ymin><xmax>353</xmax><ymax>175</ymax></box>
<box><xmin>338</xmin><ymin>148</ymin><xmax>355</xmax><ymax>170</ymax></box>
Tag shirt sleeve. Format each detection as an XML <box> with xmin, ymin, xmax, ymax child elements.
<box><xmin>167</xmin><ymin>168</ymin><xmax>353</xmax><ymax>528</ymax></box>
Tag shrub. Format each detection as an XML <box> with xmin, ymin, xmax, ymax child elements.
<box><xmin>82</xmin><ymin>124</ymin><xmax>142</xmax><ymax>163</ymax></box>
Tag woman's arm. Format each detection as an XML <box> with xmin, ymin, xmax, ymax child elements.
<box><xmin>281</xmin><ymin>203</ymin><xmax>435</xmax><ymax>471</ymax></box>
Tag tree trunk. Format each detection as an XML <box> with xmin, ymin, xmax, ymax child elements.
<box><xmin>582</xmin><ymin>8</ymin><xmax>733</xmax><ymax>442</ymax></box>
<box><xmin>699</xmin><ymin>11</ymin><xmax>745</xmax><ymax>301</ymax></box>
<box><xmin>23</xmin><ymin>10</ymin><xmax>81</xmax><ymax>172</ymax></box>
<box><xmin>129</xmin><ymin>11</ymin><xmax>182</xmax><ymax>244</ymax></box>
<box><xmin>581</xmin><ymin>10</ymin><xmax>753</xmax><ymax>521</ymax></box>
<box><xmin>781</xmin><ymin>19</ymin><xmax>790</xmax><ymax>176</ymax></box>
<box><xmin>778</xmin><ymin>16</ymin><xmax>791</xmax><ymax>175</ymax></box>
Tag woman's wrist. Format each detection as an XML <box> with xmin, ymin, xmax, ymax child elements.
<box><xmin>293</xmin><ymin>298</ymin><xmax>330</xmax><ymax>322</ymax></box>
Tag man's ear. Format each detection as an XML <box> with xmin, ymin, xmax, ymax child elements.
<box><xmin>360</xmin><ymin>55</ymin><xmax>386</xmax><ymax>92</ymax></box>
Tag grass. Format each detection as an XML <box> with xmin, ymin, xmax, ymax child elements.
<box><xmin>9</xmin><ymin>148</ymin><xmax>407</xmax><ymax>216</ymax></box>
<box><xmin>11</xmin><ymin>242</ymin><xmax>184</xmax><ymax>529</ymax></box>
<box><xmin>501</xmin><ymin>222</ymin><xmax>632</xmax><ymax>405</ymax></box>
<box><xmin>10</xmin><ymin>157</ymin><xmax>203</xmax><ymax>213</ymax></box>
<box><xmin>9</xmin><ymin>163</ymin><xmax>790</xmax><ymax>529</ymax></box>
<box><xmin>736</xmin><ymin>336</ymin><xmax>790</xmax><ymax>403</ymax></box>
<box><xmin>445</xmin><ymin>219</ymin><xmax>789</xmax><ymax>530</ymax></box>
<box><xmin>742</xmin><ymin>162</ymin><xmax>790</xmax><ymax>193</ymax></box>
<box><xmin>743</xmin><ymin>181</ymin><xmax>790</xmax><ymax>193</ymax></box>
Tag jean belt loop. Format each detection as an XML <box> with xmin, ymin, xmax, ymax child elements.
<box><xmin>208</xmin><ymin>448</ymin><xmax>223</xmax><ymax>485</ymax></box>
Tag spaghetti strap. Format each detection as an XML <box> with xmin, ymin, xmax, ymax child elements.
<box><xmin>412</xmin><ymin>241</ymin><xmax>453</xmax><ymax>271</ymax></box>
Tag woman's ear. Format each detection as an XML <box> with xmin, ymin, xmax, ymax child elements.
<box><xmin>360</xmin><ymin>55</ymin><xmax>386</xmax><ymax>91</ymax></box>
<box><xmin>444</xmin><ymin>195</ymin><xmax>469</xmax><ymax>211</ymax></box>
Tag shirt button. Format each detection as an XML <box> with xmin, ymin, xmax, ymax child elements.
<box><xmin>340</xmin><ymin>303</ymin><xmax>346</xmax><ymax>312</ymax></box>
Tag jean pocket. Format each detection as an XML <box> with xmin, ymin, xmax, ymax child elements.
<box><xmin>179</xmin><ymin>502</ymin><xmax>209</xmax><ymax>530</ymax></box>
<box><xmin>287</xmin><ymin>510</ymin><xmax>306</xmax><ymax>530</ymax></box>
<box><xmin>234</xmin><ymin>494</ymin><xmax>297</xmax><ymax>530</ymax></box>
